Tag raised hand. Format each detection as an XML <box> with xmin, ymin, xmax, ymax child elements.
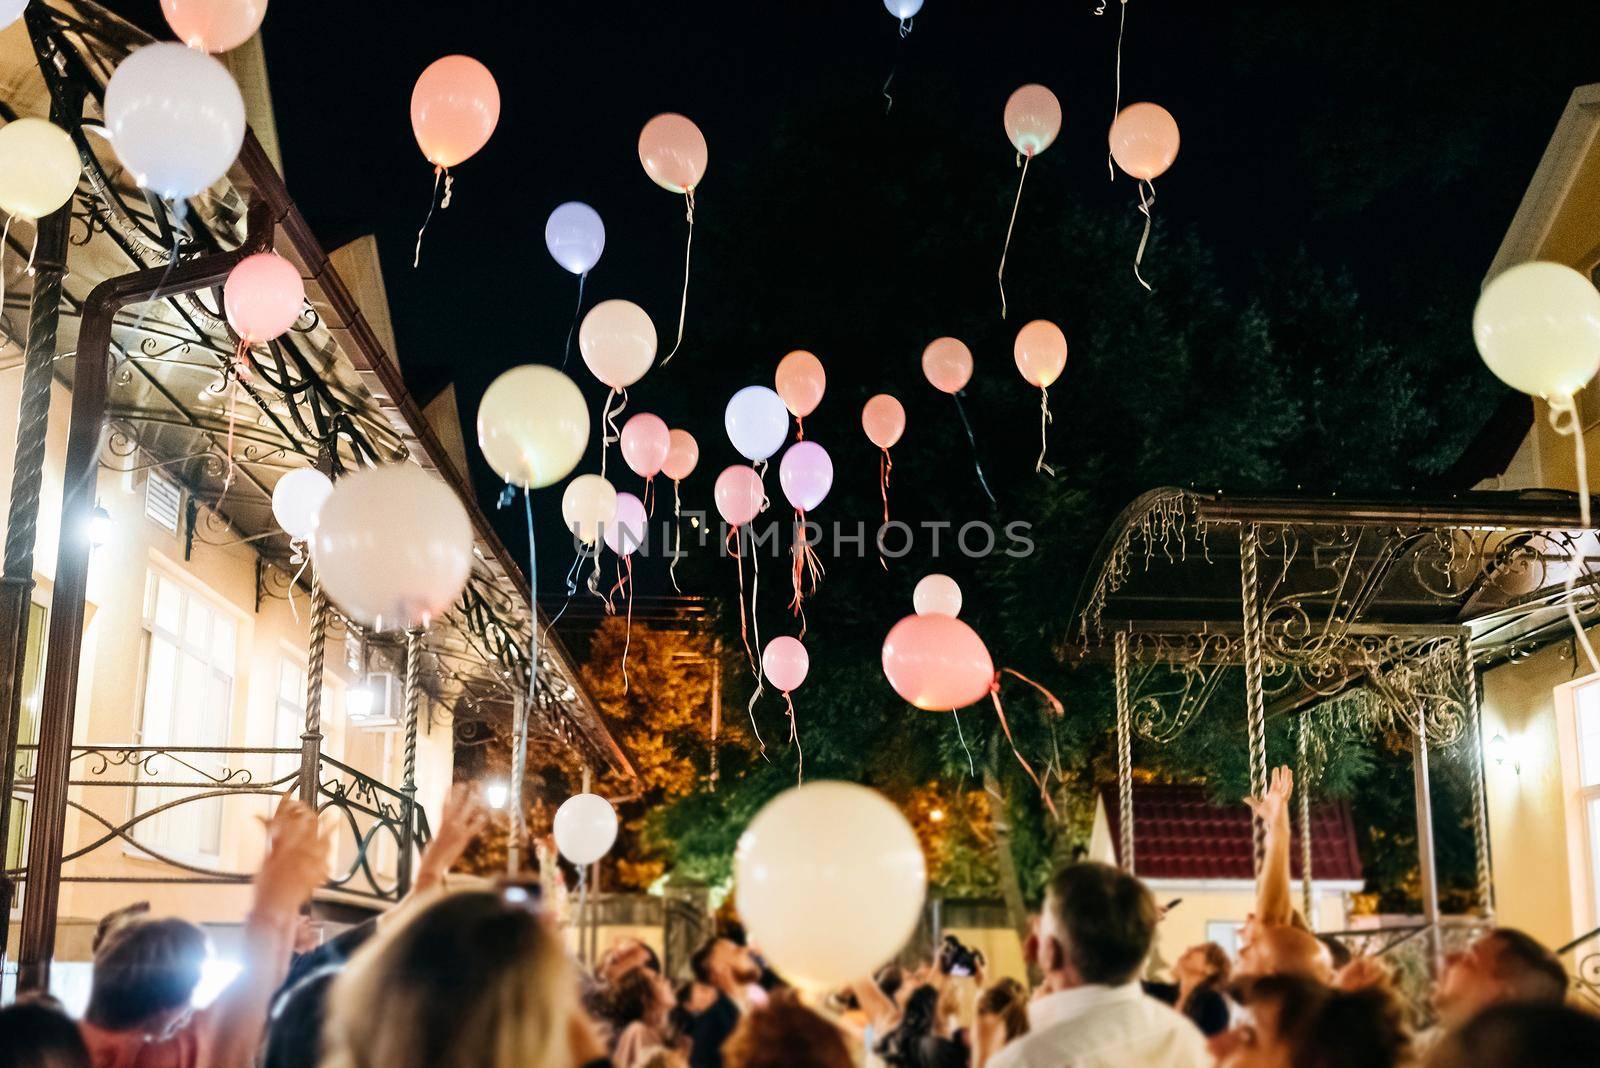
<box><xmin>415</xmin><ymin>782</ymin><xmax>488</xmax><ymax>892</ymax></box>
<box><xmin>1244</xmin><ymin>765</ymin><xmax>1293</xmax><ymax>828</ymax></box>
<box><xmin>255</xmin><ymin>795</ymin><xmax>333</xmax><ymax>915</ymax></box>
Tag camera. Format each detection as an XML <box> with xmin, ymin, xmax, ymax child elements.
<box><xmin>938</xmin><ymin>933</ymin><xmax>984</xmax><ymax>977</ymax></box>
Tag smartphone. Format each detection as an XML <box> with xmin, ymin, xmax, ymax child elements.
<box><xmin>1165</xmin><ymin>898</ymin><xmax>1183</xmax><ymax>911</ymax></box>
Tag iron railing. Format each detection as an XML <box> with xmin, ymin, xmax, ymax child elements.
<box><xmin>1555</xmin><ymin>924</ymin><xmax>1600</xmax><ymax>1012</ymax></box>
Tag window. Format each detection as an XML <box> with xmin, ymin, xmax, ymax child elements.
<box><xmin>131</xmin><ymin>572</ymin><xmax>236</xmax><ymax>864</ymax></box>
<box><xmin>4</xmin><ymin>602</ymin><xmax>47</xmax><ymax>873</ymax></box>
<box><xmin>274</xmin><ymin>659</ymin><xmax>306</xmax><ymax>784</ymax></box>
<box><xmin>1576</xmin><ymin>681</ymin><xmax>1600</xmax><ymax>921</ymax></box>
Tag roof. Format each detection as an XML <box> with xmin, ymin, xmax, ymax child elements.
<box><xmin>1099</xmin><ymin>783</ymin><xmax>1363</xmax><ymax>883</ymax></box>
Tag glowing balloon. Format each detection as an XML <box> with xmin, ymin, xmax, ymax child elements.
<box><xmin>922</xmin><ymin>337</ymin><xmax>973</xmax><ymax>395</ymax></box>
<box><xmin>620</xmin><ymin>413</ymin><xmax>671</xmax><ymax>479</ymax></box>
<box><xmin>0</xmin><ymin>119</ymin><xmax>79</xmax><ymax>221</ymax></box>
<box><xmin>725</xmin><ymin>386</ymin><xmax>790</xmax><ymax>462</ymax></box>
<box><xmin>882</xmin><ymin>614</ymin><xmax>994</xmax><ymax>710</ymax></box>
<box><xmin>270</xmin><ymin>468</ymin><xmax>332</xmax><ymax>542</ymax></box>
<box><xmin>775</xmin><ymin>350</ymin><xmax>826</xmax><ymax>419</ymax></box>
<box><xmin>411</xmin><ymin>56</ymin><xmax>499</xmax><ymax>169</ymax></box>
<box><xmin>662</xmin><ymin>429</ymin><xmax>699</xmax><ymax>482</ymax></box>
<box><xmin>762</xmin><ymin>636</ymin><xmax>809</xmax><ymax>692</ymax></box>
<box><xmin>103</xmin><ymin>43</ymin><xmax>245</xmax><ymax>199</ymax></box>
<box><xmin>1473</xmin><ymin>261</ymin><xmax>1600</xmax><ymax>398</ymax></box>
<box><xmin>735</xmin><ymin>782</ymin><xmax>926</xmax><ymax>988</ymax></box>
<box><xmin>312</xmin><ymin>464</ymin><xmax>473</xmax><ymax>632</ymax></box>
<box><xmin>161</xmin><ymin>0</ymin><xmax>267</xmax><ymax>53</ymax></box>
<box><xmin>562</xmin><ymin>475</ymin><xmax>617</xmax><ymax>546</ymax></box>
<box><xmin>1014</xmin><ymin>319</ymin><xmax>1067</xmax><ymax>387</ymax></box>
<box><xmin>1004</xmin><ymin>84</ymin><xmax>1061</xmax><ymax>158</ymax></box>
<box><xmin>1109</xmin><ymin>102</ymin><xmax>1180</xmax><ymax>182</ymax></box>
<box><xmin>0</xmin><ymin>1</ymin><xmax>27</xmax><ymax>33</ymax></box>
<box><xmin>604</xmin><ymin>492</ymin><xmax>648</xmax><ymax>557</ymax></box>
<box><xmin>638</xmin><ymin>113</ymin><xmax>707</xmax><ymax>194</ymax></box>
<box><xmin>223</xmin><ymin>252</ymin><xmax>304</xmax><ymax>344</ymax></box>
<box><xmin>714</xmin><ymin>465</ymin><xmax>764</xmax><ymax>527</ymax></box>
<box><xmin>476</xmin><ymin>365</ymin><xmax>590</xmax><ymax>490</ymax></box>
<box><xmin>913</xmin><ymin>574</ymin><xmax>962</xmax><ymax>618</ymax></box>
<box><xmin>553</xmin><ymin>793</ymin><xmax>618</xmax><ymax>866</ymax></box>
<box><xmin>579</xmin><ymin>299</ymin><xmax>656</xmax><ymax>389</ymax></box>
<box><xmin>884</xmin><ymin>0</ymin><xmax>924</xmax><ymax>17</ymax></box>
<box><xmin>544</xmin><ymin>201</ymin><xmax>605</xmax><ymax>275</ymax></box>
<box><xmin>862</xmin><ymin>394</ymin><xmax>905</xmax><ymax>450</ymax></box>
<box><xmin>778</xmin><ymin>441</ymin><xmax>833</xmax><ymax>512</ymax></box>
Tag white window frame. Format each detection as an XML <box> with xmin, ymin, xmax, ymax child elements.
<box><xmin>273</xmin><ymin>655</ymin><xmax>308</xmax><ymax>786</ymax></box>
<box><xmin>1557</xmin><ymin>675</ymin><xmax>1600</xmax><ymax>933</ymax></box>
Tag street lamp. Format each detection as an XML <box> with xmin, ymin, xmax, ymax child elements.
<box><xmin>485</xmin><ymin>779</ymin><xmax>509</xmax><ymax>810</ymax></box>
<box><xmin>345</xmin><ymin>683</ymin><xmax>376</xmax><ymax>721</ymax></box>
<box><xmin>86</xmin><ymin>503</ymin><xmax>114</xmax><ymax>548</ymax></box>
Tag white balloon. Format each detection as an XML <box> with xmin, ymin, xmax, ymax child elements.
<box><xmin>544</xmin><ymin>201</ymin><xmax>605</xmax><ymax>275</ymax></box>
<box><xmin>271</xmin><ymin>468</ymin><xmax>333</xmax><ymax>541</ymax></box>
<box><xmin>0</xmin><ymin>0</ymin><xmax>27</xmax><ymax>32</ymax></box>
<box><xmin>311</xmin><ymin>464</ymin><xmax>474</xmax><ymax>631</ymax></box>
<box><xmin>553</xmin><ymin>792</ymin><xmax>618</xmax><ymax>866</ymax></box>
<box><xmin>103</xmin><ymin>43</ymin><xmax>245</xmax><ymax>200</ymax></box>
<box><xmin>735</xmin><ymin>782</ymin><xmax>925</xmax><ymax>988</ymax></box>
<box><xmin>724</xmin><ymin>385</ymin><xmax>790</xmax><ymax>462</ymax></box>
<box><xmin>1473</xmin><ymin>261</ymin><xmax>1600</xmax><ymax>399</ymax></box>
<box><xmin>562</xmin><ymin>474</ymin><xmax>617</xmax><ymax>546</ymax></box>
<box><xmin>913</xmin><ymin>574</ymin><xmax>962</xmax><ymax>618</ymax></box>
<box><xmin>477</xmin><ymin>365</ymin><xmax>590</xmax><ymax>490</ymax></box>
<box><xmin>884</xmin><ymin>0</ymin><xmax>923</xmax><ymax>18</ymax></box>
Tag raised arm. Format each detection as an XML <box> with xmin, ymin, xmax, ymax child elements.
<box><xmin>1245</xmin><ymin>765</ymin><xmax>1294</xmax><ymax>927</ymax></box>
<box><xmin>411</xmin><ymin>782</ymin><xmax>488</xmax><ymax>897</ymax></box>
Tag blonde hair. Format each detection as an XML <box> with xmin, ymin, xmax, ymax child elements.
<box><xmin>321</xmin><ymin>890</ymin><xmax>577</xmax><ymax>1068</ymax></box>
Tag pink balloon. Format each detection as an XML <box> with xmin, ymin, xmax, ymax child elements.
<box><xmin>639</xmin><ymin>113</ymin><xmax>708</xmax><ymax>194</ymax></box>
<box><xmin>882</xmin><ymin>615</ymin><xmax>995</xmax><ymax>711</ymax></box>
<box><xmin>775</xmin><ymin>350</ymin><xmax>826</xmax><ymax>418</ymax></box>
<box><xmin>922</xmin><ymin>337</ymin><xmax>973</xmax><ymax>394</ymax></box>
<box><xmin>778</xmin><ymin>441</ymin><xmax>833</xmax><ymax>512</ymax></box>
<box><xmin>161</xmin><ymin>0</ymin><xmax>268</xmax><ymax>53</ymax></box>
<box><xmin>1004</xmin><ymin>84</ymin><xmax>1062</xmax><ymax>157</ymax></box>
<box><xmin>1014</xmin><ymin>319</ymin><xmax>1068</xmax><ymax>388</ymax></box>
<box><xmin>762</xmin><ymin>636</ymin><xmax>809</xmax><ymax>693</ymax></box>
<box><xmin>1109</xmin><ymin>102</ymin><xmax>1180</xmax><ymax>181</ymax></box>
<box><xmin>224</xmin><ymin>252</ymin><xmax>305</xmax><ymax>344</ymax></box>
<box><xmin>862</xmin><ymin>394</ymin><xmax>905</xmax><ymax>450</ymax></box>
<box><xmin>620</xmin><ymin>413</ymin><xmax>671</xmax><ymax>479</ymax></box>
<box><xmin>662</xmin><ymin>429</ymin><xmax>699</xmax><ymax>482</ymax></box>
<box><xmin>603</xmin><ymin>492</ymin><xmax>648</xmax><ymax>557</ymax></box>
<box><xmin>714</xmin><ymin>465</ymin><xmax>764</xmax><ymax>527</ymax></box>
<box><xmin>411</xmin><ymin>56</ymin><xmax>500</xmax><ymax>169</ymax></box>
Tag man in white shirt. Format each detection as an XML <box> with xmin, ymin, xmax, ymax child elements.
<box><xmin>988</xmin><ymin>862</ymin><xmax>1210</xmax><ymax>1068</ymax></box>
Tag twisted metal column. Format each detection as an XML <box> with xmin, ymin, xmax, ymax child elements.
<box><xmin>1114</xmin><ymin>630</ymin><xmax>1134</xmax><ymax>873</ymax></box>
<box><xmin>298</xmin><ymin>573</ymin><xmax>327</xmax><ymax>805</ymax></box>
<box><xmin>1461</xmin><ymin>637</ymin><xmax>1495</xmax><ymax>919</ymax></box>
<box><xmin>1240</xmin><ymin>524</ymin><xmax>1269</xmax><ymax>874</ymax></box>
<box><xmin>397</xmin><ymin>626</ymin><xmax>423</xmax><ymax>894</ymax></box>
<box><xmin>1297</xmin><ymin>707</ymin><xmax>1315</xmax><ymax>927</ymax></box>
<box><xmin>507</xmin><ymin>691</ymin><xmax>528</xmax><ymax>875</ymax></box>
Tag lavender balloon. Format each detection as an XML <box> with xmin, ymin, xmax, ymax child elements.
<box><xmin>545</xmin><ymin>201</ymin><xmax>605</xmax><ymax>275</ymax></box>
<box><xmin>725</xmin><ymin>385</ymin><xmax>790</xmax><ymax>462</ymax></box>
<box><xmin>603</xmin><ymin>492</ymin><xmax>648</xmax><ymax>557</ymax></box>
<box><xmin>779</xmin><ymin>441</ymin><xmax>834</xmax><ymax>512</ymax></box>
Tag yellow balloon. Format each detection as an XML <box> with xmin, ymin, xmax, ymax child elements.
<box><xmin>477</xmin><ymin>365</ymin><xmax>589</xmax><ymax>489</ymax></box>
<box><xmin>561</xmin><ymin>474</ymin><xmax>617</xmax><ymax>546</ymax></box>
<box><xmin>1474</xmin><ymin>261</ymin><xmax>1600</xmax><ymax>399</ymax></box>
<box><xmin>0</xmin><ymin>118</ymin><xmax>81</xmax><ymax>220</ymax></box>
<box><xmin>579</xmin><ymin>299</ymin><xmax>657</xmax><ymax>389</ymax></box>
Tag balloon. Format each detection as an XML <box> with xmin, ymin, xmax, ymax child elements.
<box><xmin>620</xmin><ymin>413</ymin><xmax>671</xmax><ymax>479</ymax></box>
<box><xmin>775</xmin><ymin>350</ymin><xmax>826</xmax><ymax>419</ymax></box>
<box><xmin>882</xmin><ymin>614</ymin><xmax>994</xmax><ymax>710</ymax></box>
<box><xmin>884</xmin><ymin>0</ymin><xmax>924</xmax><ymax>17</ymax></box>
<box><xmin>161</xmin><ymin>0</ymin><xmax>267</xmax><ymax>53</ymax></box>
<box><xmin>662</xmin><ymin>429</ymin><xmax>699</xmax><ymax>482</ymax></box>
<box><xmin>270</xmin><ymin>468</ymin><xmax>332</xmax><ymax>541</ymax></box>
<box><xmin>312</xmin><ymin>464</ymin><xmax>474</xmax><ymax>632</ymax></box>
<box><xmin>735</xmin><ymin>782</ymin><xmax>926</xmax><ymax>988</ymax></box>
<box><xmin>0</xmin><ymin>118</ymin><xmax>79</xmax><ymax>220</ymax></box>
<box><xmin>411</xmin><ymin>55</ymin><xmax>499</xmax><ymax>169</ymax></box>
<box><xmin>0</xmin><ymin>1</ymin><xmax>27</xmax><ymax>33</ymax></box>
<box><xmin>1004</xmin><ymin>84</ymin><xmax>1062</xmax><ymax>158</ymax></box>
<box><xmin>762</xmin><ymin>636</ymin><xmax>809</xmax><ymax>692</ymax></box>
<box><xmin>921</xmin><ymin>337</ymin><xmax>973</xmax><ymax>395</ymax></box>
<box><xmin>223</xmin><ymin>252</ymin><xmax>304</xmax><ymax>343</ymax></box>
<box><xmin>638</xmin><ymin>113</ymin><xmax>707</xmax><ymax>194</ymax></box>
<box><xmin>714</xmin><ymin>465</ymin><xmax>764</xmax><ymax>527</ymax></box>
<box><xmin>553</xmin><ymin>793</ymin><xmax>618</xmax><ymax>866</ymax></box>
<box><xmin>103</xmin><ymin>43</ymin><xmax>245</xmax><ymax>199</ymax></box>
<box><xmin>476</xmin><ymin>365</ymin><xmax>590</xmax><ymax>489</ymax></box>
<box><xmin>544</xmin><ymin>201</ymin><xmax>605</xmax><ymax>276</ymax></box>
<box><xmin>1109</xmin><ymin>102</ymin><xmax>1180</xmax><ymax>182</ymax></box>
<box><xmin>913</xmin><ymin>574</ymin><xmax>962</xmax><ymax>618</ymax></box>
<box><xmin>579</xmin><ymin>299</ymin><xmax>656</xmax><ymax>389</ymax></box>
<box><xmin>725</xmin><ymin>385</ymin><xmax>790</xmax><ymax>462</ymax></box>
<box><xmin>778</xmin><ymin>441</ymin><xmax>833</xmax><ymax>512</ymax></box>
<box><xmin>603</xmin><ymin>492</ymin><xmax>648</xmax><ymax>557</ymax></box>
<box><xmin>562</xmin><ymin>474</ymin><xmax>617</xmax><ymax>546</ymax></box>
<box><xmin>1014</xmin><ymin>319</ymin><xmax>1067</xmax><ymax>388</ymax></box>
<box><xmin>1473</xmin><ymin>261</ymin><xmax>1600</xmax><ymax>398</ymax></box>
<box><xmin>862</xmin><ymin>394</ymin><xmax>905</xmax><ymax>450</ymax></box>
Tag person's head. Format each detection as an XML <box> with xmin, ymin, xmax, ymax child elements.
<box><xmin>1175</xmin><ymin>941</ymin><xmax>1231</xmax><ymax>988</ymax></box>
<box><xmin>1432</xmin><ymin>927</ymin><xmax>1567</xmax><ymax>1027</ymax></box>
<box><xmin>1235</xmin><ymin>916</ymin><xmax>1334</xmax><ymax>983</ymax></box>
<box><xmin>91</xmin><ymin>901</ymin><xmax>149</xmax><ymax>955</ymax></box>
<box><xmin>322</xmin><ymin>890</ymin><xmax>580</xmax><ymax>1068</ymax></box>
<box><xmin>1212</xmin><ymin>975</ymin><xmax>1409</xmax><ymax>1068</ymax></box>
<box><xmin>607</xmin><ymin>965</ymin><xmax>673</xmax><ymax>1029</ymax></box>
<box><xmin>722</xmin><ymin>997</ymin><xmax>852</xmax><ymax>1068</ymax></box>
<box><xmin>1424</xmin><ymin>1002</ymin><xmax>1600</xmax><ymax>1068</ymax></box>
<box><xmin>0</xmin><ymin>1001</ymin><xmax>91</xmax><ymax>1068</ymax></box>
<box><xmin>599</xmin><ymin>938</ymin><xmax>660</xmax><ymax>985</ymax></box>
<box><xmin>1033</xmin><ymin>862</ymin><xmax>1156</xmax><ymax>987</ymax></box>
<box><xmin>874</xmin><ymin>962</ymin><xmax>907</xmax><ymax>1004</ymax></box>
<box><xmin>976</xmin><ymin>977</ymin><xmax>1029</xmax><ymax>1043</ymax></box>
<box><xmin>261</xmin><ymin>969</ymin><xmax>337</xmax><ymax>1068</ymax></box>
<box><xmin>691</xmin><ymin>936</ymin><xmax>760</xmax><ymax>989</ymax></box>
<box><xmin>85</xmin><ymin>916</ymin><xmax>209</xmax><ymax>1032</ymax></box>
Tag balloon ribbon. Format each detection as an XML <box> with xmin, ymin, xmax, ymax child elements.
<box><xmin>606</xmin><ymin>556</ymin><xmax>635</xmax><ymax>693</ymax></box>
<box><xmin>878</xmin><ymin>447</ymin><xmax>893</xmax><ymax>571</ymax></box>
<box><xmin>997</xmin><ymin>152</ymin><xmax>1032</xmax><ymax>319</ymax></box>
<box><xmin>881</xmin><ymin>15</ymin><xmax>913</xmax><ymax>114</ymax></box>
<box><xmin>1036</xmin><ymin>386</ymin><xmax>1056</xmax><ymax>476</ymax></box>
<box><xmin>670</xmin><ymin>480</ymin><xmax>685</xmax><ymax>593</ymax></box>
<box><xmin>1547</xmin><ymin>395</ymin><xmax>1600</xmax><ymax>673</ymax></box>
<box><xmin>729</xmin><ymin>526</ymin><xmax>768</xmax><ymax>758</ymax></box>
<box><xmin>784</xmin><ymin>690</ymin><xmax>803</xmax><ymax>785</ymax></box>
<box><xmin>522</xmin><ymin>487</ymin><xmax>540</xmax><ymax>712</ymax></box>
<box><xmin>662</xmin><ymin>189</ymin><xmax>695</xmax><ymax>365</ymax></box>
<box><xmin>1106</xmin><ymin>0</ymin><xmax>1129</xmax><ymax>181</ymax></box>
<box><xmin>598</xmin><ymin>387</ymin><xmax>628</xmax><ymax>478</ymax></box>
<box><xmin>561</xmin><ymin>271</ymin><xmax>587</xmax><ymax>370</ymax></box>
<box><xmin>988</xmin><ymin>671</ymin><xmax>1062</xmax><ymax>820</ymax></box>
<box><xmin>789</xmin><ymin>511</ymin><xmax>825</xmax><ymax>634</ymax></box>
<box><xmin>412</xmin><ymin>165</ymin><xmax>449</xmax><ymax>269</ymax></box>
<box><xmin>953</xmin><ymin>393</ymin><xmax>998</xmax><ymax>506</ymax></box>
<box><xmin>1133</xmin><ymin>179</ymin><xmax>1155</xmax><ymax>292</ymax></box>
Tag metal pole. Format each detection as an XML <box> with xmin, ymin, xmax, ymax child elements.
<box><xmin>1413</xmin><ymin>718</ymin><xmax>1442</xmax><ymax>971</ymax></box>
<box><xmin>506</xmin><ymin>691</ymin><xmax>527</xmax><ymax>875</ymax></box>
<box><xmin>397</xmin><ymin>626</ymin><xmax>422</xmax><ymax>896</ymax></box>
<box><xmin>1460</xmin><ymin>638</ymin><xmax>1495</xmax><ymax>920</ymax></box>
<box><xmin>297</xmin><ymin>573</ymin><xmax>327</xmax><ymax>805</ymax></box>
<box><xmin>1297</xmin><ymin>708</ymin><xmax>1315</xmax><ymax>928</ymax></box>
<box><xmin>1240</xmin><ymin>524</ymin><xmax>1269</xmax><ymax>874</ymax></box>
<box><xmin>1114</xmin><ymin>630</ymin><xmax>1134</xmax><ymax>873</ymax></box>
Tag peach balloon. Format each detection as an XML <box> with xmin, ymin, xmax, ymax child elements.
<box><xmin>714</xmin><ymin>464</ymin><xmax>764</xmax><ymax>527</ymax></box>
<box><xmin>921</xmin><ymin>337</ymin><xmax>973</xmax><ymax>394</ymax></box>
<box><xmin>620</xmin><ymin>413</ymin><xmax>671</xmax><ymax>479</ymax></box>
<box><xmin>1014</xmin><ymin>320</ymin><xmax>1067</xmax><ymax>388</ymax></box>
<box><xmin>1004</xmin><ymin>84</ymin><xmax>1061</xmax><ymax>157</ymax></box>
<box><xmin>882</xmin><ymin>614</ymin><xmax>995</xmax><ymax>711</ymax></box>
<box><xmin>639</xmin><ymin>113</ymin><xmax>707</xmax><ymax>194</ymax></box>
<box><xmin>224</xmin><ymin>252</ymin><xmax>304</xmax><ymax>343</ymax></box>
<box><xmin>662</xmin><ymin>429</ymin><xmax>699</xmax><ymax>482</ymax></box>
<box><xmin>579</xmin><ymin>299</ymin><xmax>657</xmax><ymax>389</ymax></box>
<box><xmin>161</xmin><ymin>0</ymin><xmax>268</xmax><ymax>53</ymax></box>
<box><xmin>1109</xmin><ymin>102</ymin><xmax>1179</xmax><ymax>181</ymax></box>
<box><xmin>411</xmin><ymin>55</ymin><xmax>500</xmax><ymax>168</ymax></box>
<box><xmin>862</xmin><ymin>394</ymin><xmax>905</xmax><ymax>450</ymax></box>
<box><xmin>775</xmin><ymin>350</ymin><xmax>826</xmax><ymax>419</ymax></box>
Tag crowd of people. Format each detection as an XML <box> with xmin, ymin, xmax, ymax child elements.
<box><xmin>2</xmin><ymin>770</ymin><xmax>1597</xmax><ymax>1068</ymax></box>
